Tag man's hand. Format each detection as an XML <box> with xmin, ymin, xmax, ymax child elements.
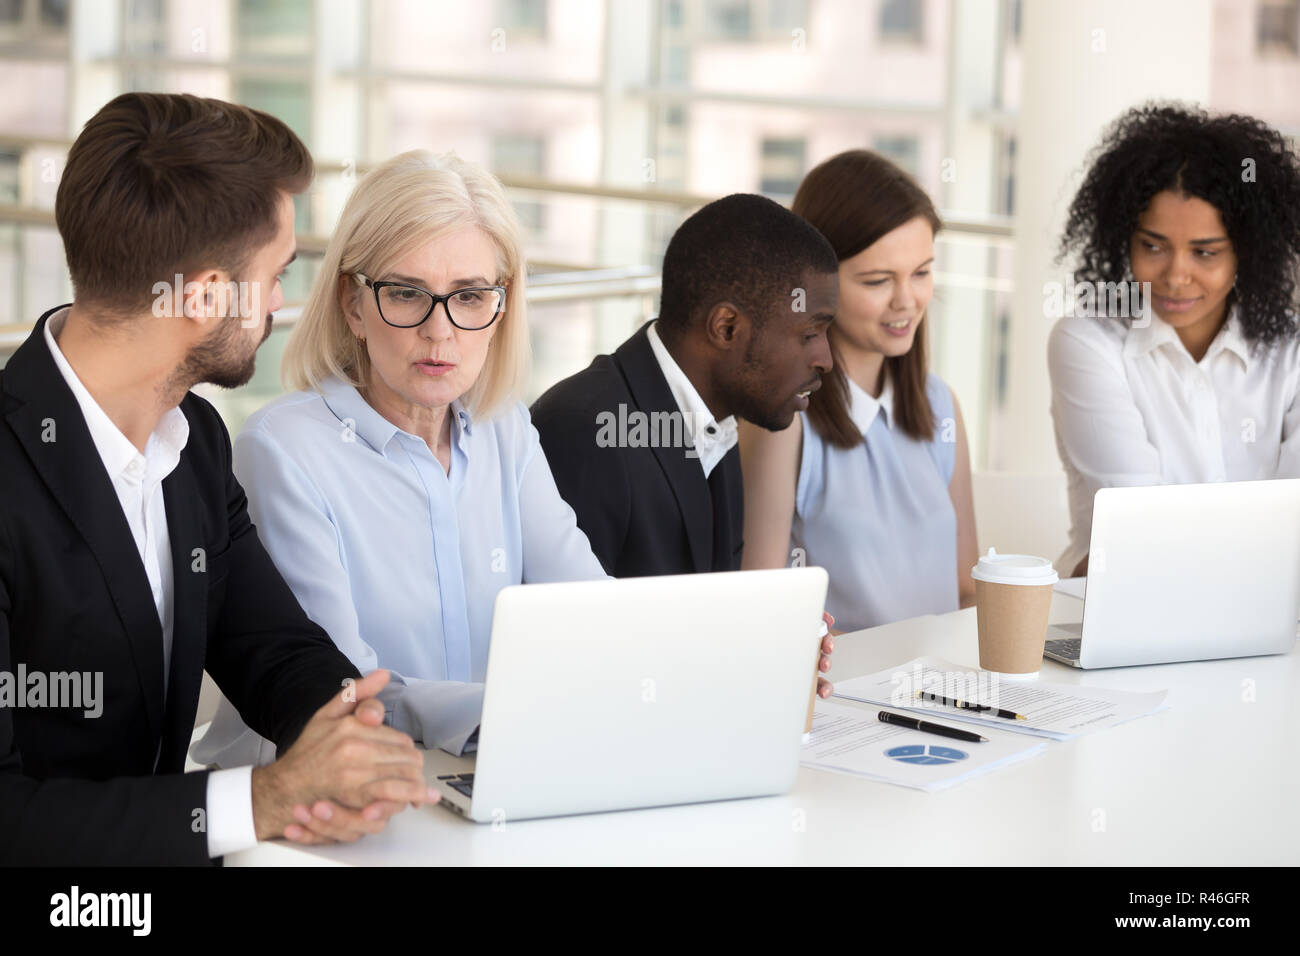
<box><xmin>250</xmin><ymin>670</ymin><xmax>438</xmax><ymax>844</ymax></box>
<box><xmin>816</xmin><ymin>611</ymin><xmax>836</xmax><ymax>698</ymax></box>
<box><xmin>279</xmin><ymin>686</ymin><xmax>438</xmax><ymax>845</ymax></box>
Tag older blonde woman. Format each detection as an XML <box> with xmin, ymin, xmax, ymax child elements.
<box><xmin>192</xmin><ymin>150</ymin><xmax>606</xmax><ymax>768</ymax></box>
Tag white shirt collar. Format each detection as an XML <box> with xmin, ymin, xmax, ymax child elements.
<box><xmin>44</xmin><ymin>307</ymin><xmax>189</xmax><ymax>484</ymax></box>
<box><xmin>646</xmin><ymin>320</ymin><xmax>738</xmax><ymax>477</ymax></box>
<box><xmin>846</xmin><ymin>372</ymin><xmax>893</xmax><ymax>435</ymax></box>
<box><xmin>319</xmin><ymin>375</ymin><xmax>473</xmax><ymax>459</ymax></box>
<box><xmin>1124</xmin><ymin>304</ymin><xmax>1252</xmax><ymax>371</ymax></box>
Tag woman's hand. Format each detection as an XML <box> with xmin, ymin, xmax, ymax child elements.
<box><xmin>816</xmin><ymin>611</ymin><xmax>836</xmax><ymax>698</ymax></box>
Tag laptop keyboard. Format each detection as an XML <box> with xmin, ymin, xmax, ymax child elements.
<box><xmin>1045</xmin><ymin>637</ymin><xmax>1082</xmax><ymax>661</ymax></box>
<box><xmin>437</xmin><ymin>772</ymin><xmax>474</xmax><ymax>797</ymax></box>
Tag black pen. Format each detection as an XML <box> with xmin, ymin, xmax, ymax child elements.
<box><xmin>916</xmin><ymin>690</ymin><xmax>1027</xmax><ymax>721</ymax></box>
<box><xmin>878</xmin><ymin>710</ymin><xmax>988</xmax><ymax>743</ymax></box>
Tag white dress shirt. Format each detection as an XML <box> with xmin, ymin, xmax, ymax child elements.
<box><xmin>1048</xmin><ymin>308</ymin><xmax>1300</xmax><ymax>575</ymax></box>
<box><xmin>44</xmin><ymin>308</ymin><xmax>256</xmax><ymax>859</ymax></box>
<box><xmin>646</xmin><ymin>320</ymin><xmax>739</xmax><ymax>477</ymax></box>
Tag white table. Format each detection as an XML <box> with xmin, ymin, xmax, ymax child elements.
<box><xmin>227</xmin><ymin>593</ymin><xmax>1300</xmax><ymax>866</ymax></box>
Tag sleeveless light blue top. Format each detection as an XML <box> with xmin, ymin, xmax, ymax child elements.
<box><xmin>793</xmin><ymin>371</ymin><xmax>959</xmax><ymax>632</ymax></box>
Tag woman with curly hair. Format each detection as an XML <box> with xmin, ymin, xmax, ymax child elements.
<box><xmin>1050</xmin><ymin>103</ymin><xmax>1300</xmax><ymax>577</ymax></box>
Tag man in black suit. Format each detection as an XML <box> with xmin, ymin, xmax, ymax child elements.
<box><xmin>532</xmin><ymin>194</ymin><xmax>839</xmax><ymax>578</ymax></box>
<box><xmin>0</xmin><ymin>93</ymin><xmax>436</xmax><ymax>865</ymax></box>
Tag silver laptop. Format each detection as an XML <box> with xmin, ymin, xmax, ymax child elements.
<box><xmin>432</xmin><ymin>567</ymin><xmax>829</xmax><ymax>823</ymax></box>
<box><xmin>1045</xmin><ymin>479</ymin><xmax>1300</xmax><ymax>668</ymax></box>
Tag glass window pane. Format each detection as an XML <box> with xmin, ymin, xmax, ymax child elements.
<box><xmin>704</xmin><ymin>0</ymin><xmax>752</xmax><ymax>40</ymax></box>
<box><xmin>497</xmin><ymin>0</ymin><xmax>547</xmax><ymax>39</ymax></box>
<box><xmin>1257</xmin><ymin>1</ymin><xmax>1300</xmax><ymax>55</ymax></box>
<box><xmin>237</xmin><ymin>0</ymin><xmax>312</xmax><ymax>62</ymax></box>
<box><xmin>874</xmin><ymin>134</ymin><xmax>920</xmax><ymax>178</ymax></box>
<box><xmin>759</xmin><ymin>136</ymin><xmax>805</xmax><ymax>196</ymax></box>
<box><xmin>880</xmin><ymin>0</ymin><xmax>922</xmax><ymax>43</ymax></box>
<box><xmin>124</xmin><ymin>0</ymin><xmax>165</xmax><ymax>56</ymax></box>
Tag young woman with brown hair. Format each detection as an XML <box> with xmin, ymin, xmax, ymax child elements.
<box><xmin>740</xmin><ymin>149</ymin><xmax>978</xmax><ymax>632</ymax></box>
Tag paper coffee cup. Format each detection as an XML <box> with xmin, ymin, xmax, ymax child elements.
<box><xmin>805</xmin><ymin>620</ymin><xmax>829</xmax><ymax>735</ymax></box>
<box><xmin>971</xmin><ymin>548</ymin><xmax>1058</xmax><ymax>676</ymax></box>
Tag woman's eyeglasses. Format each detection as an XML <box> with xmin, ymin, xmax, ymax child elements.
<box><xmin>351</xmin><ymin>273</ymin><xmax>506</xmax><ymax>331</ymax></box>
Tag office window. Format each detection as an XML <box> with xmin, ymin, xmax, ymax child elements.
<box><xmin>498</xmin><ymin>0</ymin><xmax>547</xmax><ymax>40</ymax></box>
<box><xmin>663</xmin><ymin>43</ymin><xmax>690</xmax><ymax>84</ymax></box>
<box><xmin>234</xmin><ymin>78</ymin><xmax>311</xmax><ymax>144</ymax></box>
<box><xmin>700</xmin><ymin>0</ymin><xmax>807</xmax><ymax>42</ymax></box>
<box><xmin>493</xmin><ymin>134</ymin><xmax>546</xmax><ymax>233</ymax></box>
<box><xmin>874</xmin><ymin>134</ymin><xmax>920</xmax><ymax>178</ymax></box>
<box><xmin>123</xmin><ymin>0</ymin><xmax>164</xmax><ymax>55</ymax></box>
<box><xmin>1257</xmin><ymin>0</ymin><xmax>1300</xmax><ymax>55</ymax></box>
<box><xmin>124</xmin><ymin>67</ymin><xmax>167</xmax><ymax>92</ymax></box>
<box><xmin>657</xmin><ymin>103</ymin><xmax>689</xmax><ymax>189</ymax></box>
<box><xmin>0</xmin><ymin>149</ymin><xmax>19</xmax><ymax>203</ymax></box>
<box><xmin>0</xmin><ymin>0</ymin><xmax>67</xmax><ymax>48</ymax></box>
<box><xmin>998</xmin><ymin>133</ymin><xmax>1016</xmax><ymax>216</ymax></box>
<box><xmin>879</xmin><ymin>0</ymin><xmax>923</xmax><ymax>44</ymax></box>
<box><xmin>766</xmin><ymin>0</ymin><xmax>808</xmax><ymax>33</ymax></box>
<box><xmin>704</xmin><ymin>0</ymin><xmax>753</xmax><ymax>40</ymax></box>
<box><xmin>0</xmin><ymin>0</ymin><xmax>1034</xmax><ymax>471</ymax></box>
<box><xmin>759</xmin><ymin>136</ymin><xmax>805</xmax><ymax>197</ymax></box>
<box><xmin>237</xmin><ymin>0</ymin><xmax>312</xmax><ymax>62</ymax></box>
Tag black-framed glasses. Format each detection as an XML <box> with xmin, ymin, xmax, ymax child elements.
<box><xmin>351</xmin><ymin>273</ymin><xmax>506</xmax><ymax>330</ymax></box>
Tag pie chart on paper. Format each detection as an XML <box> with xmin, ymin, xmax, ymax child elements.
<box><xmin>885</xmin><ymin>744</ymin><xmax>969</xmax><ymax>765</ymax></box>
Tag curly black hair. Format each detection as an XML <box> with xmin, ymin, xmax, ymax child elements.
<box><xmin>1058</xmin><ymin>102</ymin><xmax>1300</xmax><ymax>346</ymax></box>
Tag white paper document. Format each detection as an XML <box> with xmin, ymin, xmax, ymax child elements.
<box><xmin>801</xmin><ymin>700</ymin><xmax>1048</xmax><ymax>791</ymax></box>
<box><xmin>831</xmin><ymin>656</ymin><xmax>1168</xmax><ymax>741</ymax></box>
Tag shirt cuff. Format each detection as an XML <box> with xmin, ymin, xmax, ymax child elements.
<box><xmin>205</xmin><ymin>766</ymin><xmax>258</xmax><ymax>859</ymax></box>
<box><xmin>388</xmin><ymin>681</ymin><xmax>485</xmax><ymax>756</ymax></box>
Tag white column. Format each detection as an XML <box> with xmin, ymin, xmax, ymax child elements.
<box><xmin>1000</xmin><ymin>0</ymin><xmax>1211</xmax><ymax>473</ymax></box>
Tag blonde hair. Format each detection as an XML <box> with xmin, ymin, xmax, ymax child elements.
<box><xmin>283</xmin><ymin>149</ymin><xmax>530</xmax><ymax>420</ymax></box>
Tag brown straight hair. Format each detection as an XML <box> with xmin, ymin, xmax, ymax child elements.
<box><xmin>791</xmin><ymin>150</ymin><xmax>942</xmax><ymax>448</ymax></box>
<box><xmin>55</xmin><ymin>91</ymin><xmax>313</xmax><ymax>314</ymax></box>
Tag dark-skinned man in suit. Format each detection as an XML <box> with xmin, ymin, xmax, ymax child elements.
<box><xmin>532</xmin><ymin>194</ymin><xmax>840</xmax><ymax>693</ymax></box>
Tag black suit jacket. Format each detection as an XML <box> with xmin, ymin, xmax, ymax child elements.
<box><xmin>531</xmin><ymin>322</ymin><xmax>743</xmax><ymax>577</ymax></box>
<box><xmin>0</xmin><ymin>308</ymin><xmax>361</xmax><ymax>865</ymax></box>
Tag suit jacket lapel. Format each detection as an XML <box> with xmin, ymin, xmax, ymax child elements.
<box><xmin>709</xmin><ymin>444</ymin><xmax>743</xmax><ymax>570</ymax></box>
<box><xmin>2</xmin><ymin>311</ymin><xmax>166</xmax><ymax>742</ymax></box>
<box><xmin>614</xmin><ymin>323</ymin><xmax>714</xmax><ymax>572</ymax></box>
<box><xmin>159</xmin><ymin>447</ymin><xmax>209</xmax><ymax>772</ymax></box>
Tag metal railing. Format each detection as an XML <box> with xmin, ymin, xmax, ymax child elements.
<box><xmin>0</xmin><ymin>133</ymin><xmax>1017</xmax><ymax>240</ymax></box>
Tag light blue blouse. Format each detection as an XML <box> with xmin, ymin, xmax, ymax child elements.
<box><xmin>190</xmin><ymin>375</ymin><xmax>608</xmax><ymax>766</ymax></box>
<box><xmin>793</xmin><ymin>371</ymin><xmax>958</xmax><ymax>632</ymax></box>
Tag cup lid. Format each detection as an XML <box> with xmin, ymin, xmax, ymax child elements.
<box><xmin>971</xmin><ymin>547</ymin><xmax>1059</xmax><ymax>586</ymax></box>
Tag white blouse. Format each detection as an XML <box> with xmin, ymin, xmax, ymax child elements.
<box><xmin>1047</xmin><ymin>308</ymin><xmax>1300</xmax><ymax>575</ymax></box>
